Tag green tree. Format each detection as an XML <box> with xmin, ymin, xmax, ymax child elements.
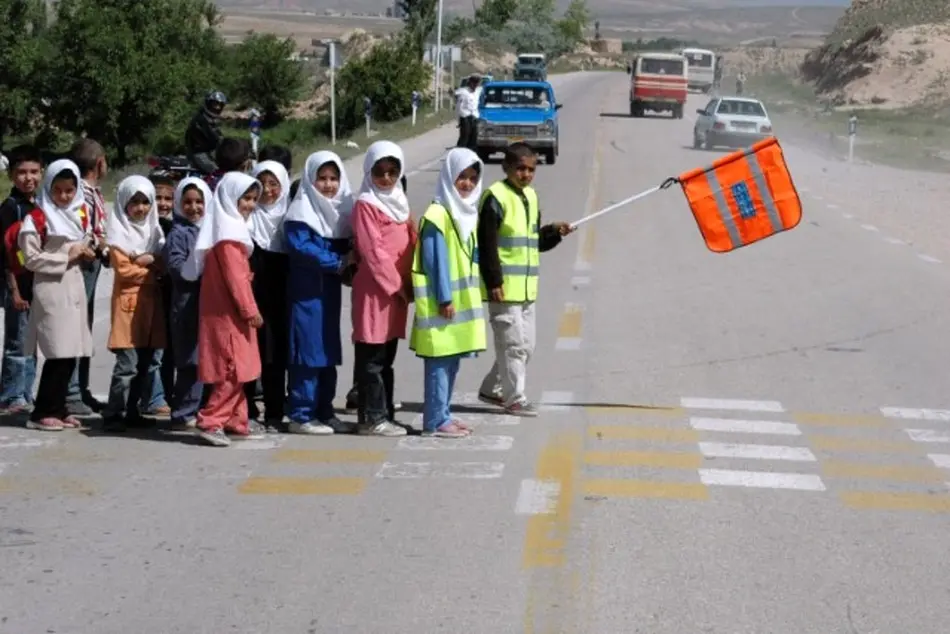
<box><xmin>474</xmin><ymin>0</ymin><xmax>515</xmax><ymax>30</ymax></box>
<box><xmin>556</xmin><ymin>0</ymin><xmax>590</xmax><ymax>45</ymax></box>
<box><xmin>333</xmin><ymin>39</ymin><xmax>430</xmax><ymax>136</ymax></box>
<box><xmin>229</xmin><ymin>33</ymin><xmax>307</xmax><ymax>125</ymax></box>
<box><xmin>397</xmin><ymin>0</ymin><xmax>438</xmax><ymax>58</ymax></box>
<box><xmin>41</xmin><ymin>0</ymin><xmax>226</xmax><ymax>164</ymax></box>
<box><xmin>0</xmin><ymin>0</ymin><xmax>48</xmax><ymax>149</ymax></box>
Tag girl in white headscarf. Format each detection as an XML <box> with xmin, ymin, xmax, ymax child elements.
<box><xmin>349</xmin><ymin>140</ymin><xmax>417</xmax><ymax>437</ymax></box>
<box><xmin>282</xmin><ymin>150</ymin><xmax>356</xmax><ymax>435</ymax></box>
<box><xmin>18</xmin><ymin>159</ymin><xmax>97</xmax><ymax>431</ymax></box>
<box><xmin>245</xmin><ymin>160</ymin><xmax>291</xmax><ymax>431</ymax></box>
<box><xmin>161</xmin><ymin>177</ymin><xmax>212</xmax><ymax>429</ymax></box>
<box><xmin>191</xmin><ymin>172</ymin><xmax>265</xmax><ymax>447</ymax></box>
<box><xmin>100</xmin><ymin>176</ymin><xmax>168</xmax><ymax>432</ymax></box>
<box><xmin>409</xmin><ymin>148</ymin><xmax>485</xmax><ymax>438</ymax></box>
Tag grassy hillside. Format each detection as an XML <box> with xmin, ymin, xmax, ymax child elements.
<box><xmin>826</xmin><ymin>0</ymin><xmax>950</xmax><ymax>45</ymax></box>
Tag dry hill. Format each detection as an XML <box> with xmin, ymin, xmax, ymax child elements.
<box><xmin>801</xmin><ymin>0</ymin><xmax>950</xmax><ymax>108</ymax></box>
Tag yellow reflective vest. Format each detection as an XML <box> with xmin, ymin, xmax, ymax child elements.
<box><xmin>480</xmin><ymin>181</ymin><xmax>539</xmax><ymax>303</ymax></box>
<box><xmin>409</xmin><ymin>204</ymin><xmax>487</xmax><ymax>358</ymax></box>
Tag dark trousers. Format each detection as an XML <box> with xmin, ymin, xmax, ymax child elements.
<box><xmin>457</xmin><ymin>116</ymin><xmax>476</xmax><ymax>150</ymax></box>
<box><xmin>103</xmin><ymin>347</ymin><xmax>155</xmax><ymax>420</ymax></box>
<box><xmin>171</xmin><ymin>364</ymin><xmax>210</xmax><ymax>422</ymax></box>
<box><xmin>67</xmin><ymin>259</ymin><xmax>100</xmax><ymax>404</ymax></box>
<box><xmin>287</xmin><ymin>365</ymin><xmax>338</xmax><ymax>424</ymax></box>
<box><xmin>354</xmin><ymin>339</ymin><xmax>398</xmax><ymax>426</ymax></box>
<box><xmin>32</xmin><ymin>358</ymin><xmax>78</xmax><ymax>421</ymax></box>
<box><xmin>245</xmin><ymin>249</ymin><xmax>289</xmax><ymax>421</ymax></box>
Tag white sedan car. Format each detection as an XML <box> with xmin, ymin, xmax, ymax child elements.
<box><xmin>693</xmin><ymin>96</ymin><xmax>774</xmax><ymax>150</ymax></box>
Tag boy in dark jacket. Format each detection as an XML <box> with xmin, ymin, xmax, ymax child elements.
<box><xmin>150</xmin><ymin>172</ymin><xmax>177</xmax><ymax>408</ymax></box>
<box><xmin>0</xmin><ymin>145</ymin><xmax>42</xmax><ymax>413</ymax></box>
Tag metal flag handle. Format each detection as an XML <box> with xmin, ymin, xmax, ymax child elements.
<box><xmin>569</xmin><ymin>177</ymin><xmax>678</xmax><ymax>230</ymax></box>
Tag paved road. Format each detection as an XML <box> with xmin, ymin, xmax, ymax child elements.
<box><xmin>2</xmin><ymin>72</ymin><xmax>950</xmax><ymax>634</ymax></box>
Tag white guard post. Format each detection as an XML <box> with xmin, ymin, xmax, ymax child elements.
<box><xmin>848</xmin><ymin>114</ymin><xmax>857</xmax><ymax>163</ymax></box>
<box><xmin>364</xmin><ymin>97</ymin><xmax>372</xmax><ymax>137</ymax></box>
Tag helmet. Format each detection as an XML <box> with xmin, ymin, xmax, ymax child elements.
<box><xmin>205</xmin><ymin>91</ymin><xmax>227</xmax><ymax>115</ymax></box>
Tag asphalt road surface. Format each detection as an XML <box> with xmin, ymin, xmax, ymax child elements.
<box><xmin>2</xmin><ymin>72</ymin><xmax>950</xmax><ymax>634</ymax></box>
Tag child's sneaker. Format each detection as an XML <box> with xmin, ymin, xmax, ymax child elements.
<box><xmin>0</xmin><ymin>400</ymin><xmax>31</xmax><ymax>415</ymax></box>
<box><xmin>26</xmin><ymin>418</ymin><xmax>64</xmax><ymax>431</ymax></box>
<box><xmin>505</xmin><ymin>401</ymin><xmax>539</xmax><ymax>417</ymax></box>
<box><xmin>288</xmin><ymin>421</ymin><xmax>334</xmax><ymax>435</ymax></box>
<box><xmin>196</xmin><ymin>427</ymin><xmax>231</xmax><ymax>447</ymax></box>
<box><xmin>234</xmin><ymin>421</ymin><xmax>266</xmax><ymax>440</ymax></box>
<box><xmin>359</xmin><ymin>421</ymin><xmax>407</xmax><ymax>437</ymax></box>
<box><xmin>169</xmin><ymin>417</ymin><xmax>197</xmax><ymax>431</ymax></box>
<box><xmin>343</xmin><ymin>394</ymin><xmax>358</xmax><ymax>415</ymax></box>
<box><xmin>263</xmin><ymin>417</ymin><xmax>287</xmax><ymax>434</ymax></box>
<box><xmin>321</xmin><ymin>417</ymin><xmax>357</xmax><ymax>435</ymax></box>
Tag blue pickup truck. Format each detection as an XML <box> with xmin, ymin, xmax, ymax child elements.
<box><xmin>475</xmin><ymin>80</ymin><xmax>562</xmax><ymax>165</ymax></box>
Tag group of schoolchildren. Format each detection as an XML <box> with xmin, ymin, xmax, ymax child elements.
<box><xmin>0</xmin><ymin>133</ymin><xmax>573</xmax><ymax>447</ymax></box>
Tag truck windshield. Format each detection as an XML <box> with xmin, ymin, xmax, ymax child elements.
<box><xmin>518</xmin><ymin>56</ymin><xmax>543</xmax><ymax>65</ymax></box>
<box><xmin>685</xmin><ymin>52</ymin><xmax>713</xmax><ymax>68</ymax></box>
<box><xmin>482</xmin><ymin>86</ymin><xmax>551</xmax><ymax>109</ymax></box>
<box><xmin>639</xmin><ymin>58</ymin><xmax>684</xmax><ymax>75</ymax></box>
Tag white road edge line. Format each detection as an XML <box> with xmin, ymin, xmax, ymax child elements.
<box><xmin>689</xmin><ymin>417</ymin><xmax>801</xmax><ymax>436</ymax></box>
<box><xmin>861</xmin><ymin>224</ymin><xmax>879</xmax><ymax>232</ymax></box>
<box><xmin>919</xmin><ymin>254</ymin><xmax>942</xmax><ymax>263</ymax></box>
<box><xmin>884</xmin><ymin>237</ymin><xmax>905</xmax><ymax>245</ymax></box>
<box><xmin>699</xmin><ymin>442</ymin><xmax>816</xmax><ymax>462</ymax></box>
<box><xmin>842</xmin><ymin>213</ymin><xmax>854</xmax><ymax>219</ymax></box>
<box><xmin>826</xmin><ymin>203</ymin><xmax>839</xmax><ymax>209</ymax></box>
<box><xmin>515</xmin><ymin>479</ymin><xmax>561</xmax><ymax>514</ymax></box>
<box><xmin>680</xmin><ymin>397</ymin><xmax>785</xmax><ymax>413</ymax></box>
<box><xmin>395</xmin><ymin>435</ymin><xmax>515</xmax><ymax>451</ymax></box>
<box><xmin>376</xmin><ymin>462</ymin><xmax>505</xmax><ymax>479</ymax></box>
<box><xmin>905</xmin><ymin>429</ymin><xmax>950</xmax><ymax>443</ymax></box>
<box><xmin>927</xmin><ymin>454</ymin><xmax>950</xmax><ymax>469</ymax></box>
<box><xmin>698</xmin><ymin>468</ymin><xmax>826</xmax><ymax>491</ymax></box>
<box><xmin>881</xmin><ymin>407</ymin><xmax>950</xmax><ymax>421</ymax></box>
<box><xmin>571</xmin><ymin>276</ymin><xmax>590</xmax><ymax>287</ymax></box>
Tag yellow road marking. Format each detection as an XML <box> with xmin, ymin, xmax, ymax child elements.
<box><xmin>792</xmin><ymin>412</ymin><xmax>887</xmax><ymax>427</ymax></box>
<box><xmin>809</xmin><ymin>435</ymin><xmax>919</xmax><ymax>453</ymax></box>
<box><xmin>557</xmin><ymin>304</ymin><xmax>583</xmax><ymax>339</ymax></box>
<box><xmin>271</xmin><ymin>449</ymin><xmax>386</xmax><ymax>464</ymax></box>
<box><xmin>238</xmin><ymin>477</ymin><xmax>365</xmax><ymax>495</ymax></box>
<box><xmin>523</xmin><ymin>431</ymin><xmax>581</xmax><ymax>569</ymax></box>
<box><xmin>0</xmin><ymin>477</ymin><xmax>97</xmax><ymax>496</ymax></box>
<box><xmin>587</xmin><ymin>425</ymin><xmax>698</xmax><ymax>442</ymax></box>
<box><xmin>583</xmin><ymin>479</ymin><xmax>709</xmax><ymax>500</ymax></box>
<box><xmin>579</xmin><ymin>227</ymin><xmax>596</xmax><ymax>264</ymax></box>
<box><xmin>822</xmin><ymin>461</ymin><xmax>944</xmax><ymax>483</ymax></box>
<box><xmin>841</xmin><ymin>491</ymin><xmax>950</xmax><ymax>513</ymax></box>
<box><xmin>584</xmin><ymin>450</ymin><xmax>702</xmax><ymax>469</ymax></box>
<box><xmin>584</xmin><ymin>404</ymin><xmax>685</xmax><ymax>416</ymax></box>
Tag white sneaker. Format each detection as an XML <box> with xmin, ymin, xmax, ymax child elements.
<box><xmin>361</xmin><ymin>421</ymin><xmax>407</xmax><ymax>437</ymax></box>
<box><xmin>289</xmin><ymin>421</ymin><xmax>334</xmax><ymax>435</ymax></box>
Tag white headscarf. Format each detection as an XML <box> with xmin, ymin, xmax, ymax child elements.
<box><xmin>173</xmin><ymin>177</ymin><xmax>212</xmax><ymax>227</ymax></box>
<box><xmin>357</xmin><ymin>140</ymin><xmax>410</xmax><ymax>224</ymax></box>
<box><xmin>182</xmin><ymin>172</ymin><xmax>259</xmax><ymax>281</ymax></box>
<box><xmin>434</xmin><ymin>148</ymin><xmax>483</xmax><ymax>244</ymax></box>
<box><xmin>248</xmin><ymin>160</ymin><xmax>290</xmax><ymax>252</ymax></box>
<box><xmin>285</xmin><ymin>151</ymin><xmax>354</xmax><ymax>239</ymax></box>
<box><xmin>106</xmin><ymin>175</ymin><xmax>165</xmax><ymax>257</ymax></box>
<box><xmin>21</xmin><ymin>159</ymin><xmax>87</xmax><ymax>240</ymax></box>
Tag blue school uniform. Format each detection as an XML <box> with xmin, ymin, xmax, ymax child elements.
<box><xmin>163</xmin><ymin>215</ymin><xmax>203</xmax><ymax>423</ymax></box>
<box><xmin>285</xmin><ymin>220</ymin><xmax>350</xmax><ymax>423</ymax></box>
<box><xmin>419</xmin><ymin>222</ymin><xmax>477</xmax><ymax>432</ymax></box>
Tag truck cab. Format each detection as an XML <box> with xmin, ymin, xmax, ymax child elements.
<box><xmin>514</xmin><ymin>53</ymin><xmax>547</xmax><ymax>81</ymax></box>
<box><xmin>628</xmin><ymin>51</ymin><xmax>688</xmax><ymax>119</ymax></box>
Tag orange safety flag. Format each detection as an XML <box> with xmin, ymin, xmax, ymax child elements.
<box><xmin>675</xmin><ymin>136</ymin><xmax>802</xmax><ymax>253</ymax></box>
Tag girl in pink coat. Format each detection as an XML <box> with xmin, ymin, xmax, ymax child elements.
<box><xmin>183</xmin><ymin>172</ymin><xmax>264</xmax><ymax>447</ymax></box>
<box><xmin>350</xmin><ymin>141</ymin><xmax>417</xmax><ymax>437</ymax></box>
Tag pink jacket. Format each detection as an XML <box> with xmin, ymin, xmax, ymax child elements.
<box><xmin>350</xmin><ymin>200</ymin><xmax>416</xmax><ymax>344</ymax></box>
<box><xmin>197</xmin><ymin>241</ymin><xmax>261</xmax><ymax>384</ymax></box>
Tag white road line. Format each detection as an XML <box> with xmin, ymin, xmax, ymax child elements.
<box><xmin>928</xmin><ymin>454</ymin><xmax>950</xmax><ymax>469</ymax></box>
<box><xmin>410</xmin><ymin>413</ymin><xmax>520</xmax><ymax>428</ymax></box>
<box><xmin>699</xmin><ymin>442</ymin><xmax>816</xmax><ymax>462</ymax></box>
<box><xmin>0</xmin><ymin>462</ymin><xmax>13</xmax><ymax>475</ymax></box>
<box><xmin>698</xmin><ymin>468</ymin><xmax>826</xmax><ymax>491</ymax></box>
<box><xmin>680</xmin><ymin>397</ymin><xmax>785</xmax><ymax>413</ymax></box>
<box><xmin>540</xmin><ymin>390</ymin><xmax>574</xmax><ymax>411</ymax></box>
<box><xmin>905</xmin><ymin>429</ymin><xmax>950</xmax><ymax>443</ymax></box>
<box><xmin>812</xmin><ymin>195</ymin><xmax>824</xmax><ymax>201</ymax></box>
<box><xmin>842</xmin><ymin>213</ymin><xmax>854</xmax><ymax>219</ymax></box>
<box><xmin>571</xmin><ymin>276</ymin><xmax>591</xmax><ymax>287</ymax></box>
<box><xmin>919</xmin><ymin>254</ymin><xmax>942</xmax><ymax>263</ymax></box>
<box><xmin>826</xmin><ymin>203</ymin><xmax>839</xmax><ymax>209</ymax></box>
<box><xmin>573</xmin><ymin>260</ymin><xmax>592</xmax><ymax>272</ymax></box>
<box><xmin>881</xmin><ymin>407</ymin><xmax>950</xmax><ymax>421</ymax></box>
<box><xmin>515</xmin><ymin>479</ymin><xmax>561</xmax><ymax>514</ymax></box>
<box><xmin>689</xmin><ymin>417</ymin><xmax>801</xmax><ymax>436</ymax></box>
<box><xmin>395</xmin><ymin>435</ymin><xmax>514</xmax><ymax>451</ymax></box>
<box><xmin>231</xmin><ymin>438</ymin><xmax>287</xmax><ymax>450</ymax></box>
<box><xmin>884</xmin><ymin>237</ymin><xmax>905</xmax><ymax>245</ymax></box>
<box><xmin>861</xmin><ymin>224</ymin><xmax>879</xmax><ymax>232</ymax></box>
<box><xmin>555</xmin><ymin>337</ymin><xmax>582</xmax><ymax>351</ymax></box>
<box><xmin>375</xmin><ymin>462</ymin><xmax>505</xmax><ymax>479</ymax></box>
<box><xmin>0</xmin><ymin>436</ymin><xmax>58</xmax><ymax>449</ymax></box>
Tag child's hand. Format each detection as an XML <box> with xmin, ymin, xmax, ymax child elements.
<box><xmin>552</xmin><ymin>222</ymin><xmax>575</xmax><ymax>236</ymax></box>
<box><xmin>12</xmin><ymin>294</ymin><xmax>29</xmax><ymax>311</ymax></box>
<box><xmin>135</xmin><ymin>254</ymin><xmax>155</xmax><ymax>267</ymax></box>
<box><xmin>438</xmin><ymin>303</ymin><xmax>455</xmax><ymax>319</ymax></box>
<box><xmin>68</xmin><ymin>243</ymin><xmax>94</xmax><ymax>263</ymax></box>
<box><xmin>248</xmin><ymin>314</ymin><xmax>264</xmax><ymax>329</ymax></box>
<box><xmin>489</xmin><ymin>287</ymin><xmax>504</xmax><ymax>302</ymax></box>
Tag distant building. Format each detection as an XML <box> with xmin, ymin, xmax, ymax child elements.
<box><xmin>392</xmin><ymin>1</ymin><xmax>404</xmax><ymax>18</ymax></box>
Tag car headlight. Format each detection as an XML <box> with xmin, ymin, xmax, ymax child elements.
<box><xmin>539</xmin><ymin>119</ymin><xmax>554</xmax><ymax>134</ymax></box>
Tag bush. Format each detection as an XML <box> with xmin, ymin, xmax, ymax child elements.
<box><xmin>331</xmin><ymin>37</ymin><xmax>431</xmax><ymax>136</ymax></box>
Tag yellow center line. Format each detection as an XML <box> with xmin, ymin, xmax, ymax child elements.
<box><xmin>822</xmin><ymin>461</ymin><xmax>945</xmax><ymax>483</ymax></box>
<box><xmin>841</xmin><ymin>491</ymin><xmax>950</xmax><ymax>513</ymax></box>
<box><xmin>587</xmin><ymin>425</ymin><xmax>698</xmax><ymax>442</ymax></box>
<box><xmin>584</xmin><ymin>479</ymin><xmax>709</xmax><ymax>500</ymax></box>
<box><xmin>792</xmin><ymin>412</ymin><xmax>888</xmax><ymax>427</ymax></box>
<box><xmin>584</xmin><ymin>449</ymin><xmax>702</xmax><ymax>469</ymax></box>
<box><xmin>271</xmin><ymin>449</ymin><xmax>387</xmax><ymax>463</ymax></box>
<box><xmin>809</xmin><ymin>435</ymin><xmax>919</xmax><ymax>453</ymax></box>
<box><xmin>238</xmin><ymin>477</ymin><xmax>366</xmax><ymax>495</ymax></box>
<box><xmin>557</xmin><ymin>304</ymin><xmax>584</xmax><ymax>339</ymax></box>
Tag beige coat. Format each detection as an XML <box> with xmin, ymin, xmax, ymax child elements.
<box><xmin>21</xmin><ymin>233</ymin><xmax>94</xmax><ymax>359</ymax></box>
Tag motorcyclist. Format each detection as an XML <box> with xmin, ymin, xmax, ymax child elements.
<box><xmin>185</xmin><ymin>90</ymin><xmax>227</xmax><ymax>176</ymax></box>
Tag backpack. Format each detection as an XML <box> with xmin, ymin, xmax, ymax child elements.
<box><xmin>4</xmin><ymin>204</ymin><xmax>90</xmax><ymax>276</ymax></box>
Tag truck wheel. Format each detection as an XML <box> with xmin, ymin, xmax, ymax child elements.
<box><xmin>629</xmin><ymin>101</ymin><xmax>636</xmax><ymax>117</ymax></box>
<box><xmin>545</xmin><ymin>149</ymin><xmax>557</xmax><ymax>165</ymax></box>
<box><xmin>672</xmin><ymin>104</ymin><xmax>683</xmax><ymax>119</ymax></box>
<box><xmin>477</xmin><ymin>149</ymin><xmax>491</xmax><ymax>162</ymax></box>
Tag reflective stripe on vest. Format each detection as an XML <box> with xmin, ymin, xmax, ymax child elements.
<box><xmin>409</xmin><ymin>204</ymin><xmax>487</xmax><ymax>358</ymax></box>
<box><xmin>480</xmin><ymin>181</ymin><xmax>539</xmax><ymax>302</ymax></box>
<box><xmin>677</xmin><ymin>136</ymin><xmax>802</xmax><ymax>253</ymax></box>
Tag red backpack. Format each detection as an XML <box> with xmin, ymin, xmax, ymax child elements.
<box><xmin>4</xmin><ymin>204</ymin><xmax>90</xmax><ymax>275</ymax></box>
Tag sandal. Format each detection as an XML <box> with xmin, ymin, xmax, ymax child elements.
<box><xmin>451</xmin><ymin>418</ymin><xmax>472</xmax><ymax>432</ymax></box>
<box><xmin>433</xmin><ymin>422</ymin><xmax>470</xmax><ymax>438</ymax></box>
<box><xmin>60</xmin><ymin>415</ymin><xmax>82</xmax><ymax>429</ymax></box>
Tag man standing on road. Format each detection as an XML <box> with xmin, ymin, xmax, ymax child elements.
<box><xmin>455</xmin><ymin>76</ymin><xmax>480</xmax><ymax>151</ymax></box>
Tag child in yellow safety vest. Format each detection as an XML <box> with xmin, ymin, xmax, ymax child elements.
<box><xmin>476</xmin><ymin>143</ymin><xmax>574</xmax><ymax>416</ymax></box>
<box><xmin>409</xmin><ymin>148</ymin><xmax>487</xmax><ymax>437</ymax></box>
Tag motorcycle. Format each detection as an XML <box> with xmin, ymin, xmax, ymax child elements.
<box><xmin>146</xmin><ymin>154</ymin><xmax>202</xmax><ymax>181</ymax></box>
